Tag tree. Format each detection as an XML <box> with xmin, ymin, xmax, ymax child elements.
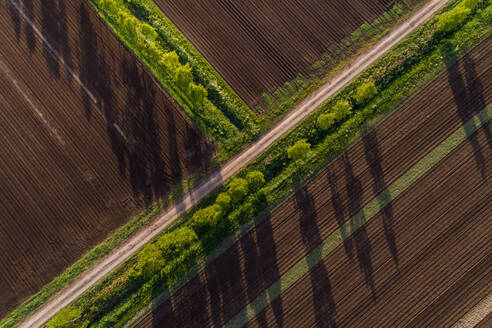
<box><xmin>189</xmin><ymin>83</ymin><xmax>208</xmax><ymax>107</ymax></box>
<box><xmin>157</xmin><ymin>227</ymin><xmax>198</xmax><ymax>260</ymax></box>
<box><xmin>437</xmin><ymin>6</ymin><xmax>471</xmax><ymax>33</ymax></box>
<box><xmin>246</xmin><ymin>171</ymin><xmax>265</xmax><ymax>193</ymax></box>
<box><xmin>175</xmin><ymin>63</ymin><xmax>193</xmax><ymax>93</ymax></box>
<box><xmin>287</xmin><ymin>139</ymin><xmax>311</xmax><ymax>162</ymax></box>
<box><xmin>228</xmin><ymin>177</ymin><xmax>249</xmax><ymax>203</ymax></box>
<box><xmin>192</xmin><ymin>204</ymin><xmax>222</xmax><ymax>235</ymax></box>
<box><xmin>216</xmin><ymin>192</ymin><xmax>232</xmax><ymax>211</ymax></box>
<box><xmin>136</xmin><ymin>244</ymin><xmax>165</xmax><ymax>281</ymax></box>
<box><xmin>117</xmin><ymin>12</ymin><xmax>138</xmax><ymax>42</ymax></box>
<box><xmin>160</xmin><ymin>51</ymin><xmax>180</xmax><ymax>73</ymax></box>
<box><xmin>332</xmin><ymin>99</ymin><xmax>352</xmax><ymax>120</ymax></box>
<box><xmin>317</xmin><ymin>112</ymin><xmax>336</xmax><ymax>130</ymax></box>
<box><xmin>354</xmin><ymin>81</ymin><xmax>377</xmax><ymax>105</ymax></box>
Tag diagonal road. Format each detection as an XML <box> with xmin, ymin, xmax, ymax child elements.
<box><xmin>18</xmin><ymin>0</ymin><xmax>450</xmax><ymax>326</ymax></box>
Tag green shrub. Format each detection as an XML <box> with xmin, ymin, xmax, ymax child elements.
<box><xmin>246</xmin><ymin>171</ymin><xmax>265</xmax><ymax>193</ymax></box>
<box><xmin>227</xmin><ymin>178</ymin><xmax>249</xmax><ymax>203</ymax></box>
<box><xmin>46</xmin><ymin>308</ymin><xmax>87</xmax><ymax>328</ymax></box>
<box><xmin>215</xmin><ymin>192</ymin><xmax>232</xmax><ymax>211</ymax></box>
<box><xmin>287</xmin><ymin>139</ymin><xmax>311</xmax><ymax>162</ymax></box>
<box><xmin>175</xmin><ymin>64</ymin><xmax>193</xmax><ymax>93</ymax></box>
<box><xmin>437</xmin><ymin>6</ymin><xmax>471</xmax><ymax>32</ymax></box>
<box><xmin>160</xmin><ymin>51</ymin><xmax>180</xmax><ymax>72</ymax></box>
<box><xmin>156</xmin><ymin>227</ymin><xmax>198</xmax><ymax>260</ymax></box>
<box><xmin>353</xmin><ymin>81</ymin><xmax>378</xmax><ymax>105</ymax></box>
<box><xmin>135</xmin><ymin>244</ymin><xmax>164</xmax><ymax>280</ymax></box>
<box><xmin>332</xmin><ymin>99</ymin><xmax>353</xmax><ymax>120</ymax></box>
<box><xmin>191</xmin><ymin>204</ymin><xmax>222</xmax><ymax>235</ymax></box>
<box><xmin>317</xmin><ymin>113</ymin><xmax>336</xmax><ymax>130</ymax></box>
<box><xmin>190</xmin><ymin>84</ymin><xmax>207</xmax><ymax>107</ymax></box>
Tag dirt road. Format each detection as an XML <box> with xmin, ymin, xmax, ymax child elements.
<box><xmin>17</xmin><ymin>1</ymin><xmax>451</xmax><ymax>327</ymax></box>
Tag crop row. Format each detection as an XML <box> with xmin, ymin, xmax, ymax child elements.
<box><xmin>43</xmin><ymin>1</ymin><xmax>491</xmax><ymax>327</ymax></box>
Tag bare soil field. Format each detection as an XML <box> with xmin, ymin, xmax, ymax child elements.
<box><xmin>135</xmin><ymin>38</ymin><xmax>491</xmax><ymax>327</ymax></box>
<box><xmin>154</xmin><ymin>0</ymin><xmax>425</xmax><ymax>107</ymax></box>
<box><xmin>0</xmin><ymin>0</ymin><xmax>212</xmax><ymax>317</ymax></box>
<box><xmin>248</xmin><ymin>127</ymin><xmax>491</xmax><ymax>328</ymax></box>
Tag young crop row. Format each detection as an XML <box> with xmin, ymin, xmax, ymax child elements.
<box><xmin>44</xmin><ymin>1</ymin><xmax>491</xmax><ymax>327</ymax></box>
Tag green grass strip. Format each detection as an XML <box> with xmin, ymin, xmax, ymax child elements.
<box><xmin>225</xmin><ymin>104</ymin><xmax>492</xmax><ymax>328</ymax></box>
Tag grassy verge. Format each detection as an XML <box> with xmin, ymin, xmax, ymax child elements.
<box><xmin>38</xmin><ymin>1</ymin><xmax>491</xmax><ymax>328</ymax></box>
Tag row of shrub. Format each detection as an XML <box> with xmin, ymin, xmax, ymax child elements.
<box><xmin>123</xmin><ymin>0</ymin><xmax>261</xmax><ymax>135</ymax></box>
<box><xmin>94</xmin><ymin>0</ymin><xmax>248</xmax><ymax>154</ymax></box>
<box><xmin>44</xmin><ymin>1</ymin><xmax>491</xmax><ymax>327</ymax></box>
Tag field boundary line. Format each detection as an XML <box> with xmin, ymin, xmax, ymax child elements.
<box><xmin>16</xmin><ymin>1</ymin><xmax>451</xmax><ymax>327</ymax></box>
<box><xmin>451</xmin><ymin>293</ymin><xmax>492</xmax><ymax>328</ymax></box>
<box><xmin>224</xmin><ymin>104</ymin><xmax>492</xmax><ymax>328</ymax></box>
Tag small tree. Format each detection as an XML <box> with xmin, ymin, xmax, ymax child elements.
<box><xmin>287</xmin><ymin>139</ymin><xmax>311</xmax><ymax>162</ymax></box>
<box><xmin>175</xmin><ymin>63</ymin><xmax>193</xmax><ymax>93</ymax></box>
<box><xmin>317</xmin><ymin>112</ymin><xmax>336</xmax><ymax>130</ymax></box>
<box><xmin>190</xmin><ymin>83</ymin><xmax>208</xmax><ymax>107</ymax></box>
<box><xmin>246</xmin><ymin>171</ymin><xmax>265</xmax><ymax>193</ymax></box>
<box><xmin>436</xmin><ymin>6</ymin><xmax>471</xmax><ymax>33</ymax></box>
<box><xmin>160</xmin><ymin>51</ymin><xmax>180</xmax><ymax>72</ymax></box>
<box><xmin>216</xmin><ymin>192</ymin><xmax>232</xmax><ymax>212</ymax></box>
<box><xmin>354</xmin><ymin>81</ymin><xmax>377</xmax><ymax>105</ymax></box>
<box><xmin>228</xmin><ymin>177</ymin><xmax>249</xmax><ymax>203</ymax></box>
<box><xmin>136</xmin><ymin>244</ymin><xmax>165</xmax><ymax>281</ymax></box>
<box><xmin>192</xmin><ymin>204</ymin><xmax>222</xmax><ymax>235</ymax></box>
<box><xmin>157</xmin><ymin>227</ymin><xmax>198</xmax><ymax>260</ymax></box>
<box><xmin>332</xmin><ymin>99</ymin><xmax>352</xmax><ymax>121</ymax></box>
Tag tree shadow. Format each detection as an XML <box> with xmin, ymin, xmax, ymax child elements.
<box><xmin>362</xmin><ymin>129</ymin><xmax>399</xmax><ymax>270</ymax></box>
<box><xmin>40</xmin><ymin>0</ymin><xmax>70</xmax><ymax>77</ymax></box>
<box><xmin>240</xmin><ymin>210</ymin><xmax>283</xmax><ymax>327</ymax></box>
<box><xmin>8</xmin><ymin>0</ymin><xmax>21</xmax><ymax>41</ymax></box>
<box><xmin>342</xmin><ymin>154</ymin><xmax>376</xmax><ymax>300</ymax></box>
<box><xmin>326</xmin><ymin>168</ymin><xmax>354</xmax><ymax>260</ymax></box>
<box><xmin>441</xmin><ymin>42</ymin><xmax>490</xmax><ymax>179</ymax></box>
<box><xmin>296</xmin><ymin>186</ymin><xmax>337</xmax><ymax>328</ymax></box>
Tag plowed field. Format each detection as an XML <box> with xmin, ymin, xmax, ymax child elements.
<box><xmin>135</xmin><ymin>38</ymin><xmax>491</xmax><ymax>327</ymax></box>
<box><xmin>0</xmin><ymin>0</ymin><xmax>211</xmax><ymax>317</ymax></box>
<box><xmin>154</xmin><ymin>0</ymin><xmax>425</xmax><ymax>107</ymax></box>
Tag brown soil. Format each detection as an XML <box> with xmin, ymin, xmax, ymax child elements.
<box><xmin>247</xmin><ymin>127</ymin><xmax>491</xmax><ymax>328</ymax></box>
<box><xmin>154</xmin><ymin>0</ymin><xmax>425</xmax><ymax>107</ymax></box>
<box><xmin>0</xmin><ymin>0</ymin><xmax>212</xmax><ymax>317</ymax></box>
<box><xmin>135</xmin><ymin>38</ymin><xmax>491</xmax><ymax>327</ymax></box>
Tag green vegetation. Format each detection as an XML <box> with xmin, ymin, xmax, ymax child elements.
<box><xmin>92</xmin><ymin>0</ymin><xmax>260</xmax><ymax>156</ymax></box>
<box><xmin>354</xmin><ymin>81</ymin><xmax>378</xmax><ymax>105</ymax></box>
<box><xmin>287</xmin><ymin>139</ymin><xmax>311</xmax><ymax>162</ymax></box>
<box><xmin>38</xmin><ymin>2</ymin><xmax>491</xmax><ymax>328</ymax></box>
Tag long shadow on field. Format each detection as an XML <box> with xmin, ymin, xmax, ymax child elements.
<box><xmin>441</xmin><ymin>43</ymin><xmax>491</xmax><ymax>179</ymax></box>
<box><xmin>342</xmin><ymin>154</ymin><xmax>377</xmax><ymax>300</ymax></box>
<box><xmin>327</xmin><ymin>168</ymin><xmax>354</xmax><ymax>260</ymax></box>
<box><xmin>41</xmin><ymin>0</ymin><xmax>72</xmax><ymax>79</ymax></box>
<box><xmin>362</xmin><ymin>129</ymin><xmax>399</xmax><ymax>270</ymax></box>
<box><xmin>240</xmin><ymin>210</ymin><xmax>283</xmax><ymax>328</ymax></box>
<box><xmin>7</xmin><ymin>0</ymin><xmax>21</xmax><ymax>41</ymax></box>
<box><xmin>296</xmin><ymin>186</ymin><xmax>337</xmax><ymax>328</ymax></box>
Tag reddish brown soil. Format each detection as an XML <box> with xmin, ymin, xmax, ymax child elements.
<box><xmin>135</xmin><ymin>38</ymin><xmax>491</xmax><ymax>327</ymax></box>
<box><xmin>0</xmin><ymin>0</ymin><xmax>212</xmax><ymax>317</ymax></box>
<box><xmin>247</xmin><ymin>127</ymin><xmax>491</xmax><ymax>328</ymax></box>
<box><xmin>154</xmin><ymin>0</ymin><xmax>425</xmax><ymax>107</ymax></box>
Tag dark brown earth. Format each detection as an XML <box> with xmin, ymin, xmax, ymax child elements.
<box><xmin>154</xmin><ymin>0</ymin><xmax>425</xmax><ymax>107</ymax></box>
<box><xmin>135</xmin><ymin>38</ymin><xmax>491</xmax><ymax>327</ymax></box>
<box><xmin>0</xmin><ymin>0</ymin><xmax>212</xmax><ymax>317</ymax></box>
<box><xmin>247</xmin><ymin>127</ymin><xmax>491</xmax><ymax>328</ymax></box>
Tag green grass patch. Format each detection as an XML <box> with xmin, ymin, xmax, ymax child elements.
<box><xmin>37</xmin><ymin>1</ymin><xmax>491</xmax><ymax>328</ymax></box>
